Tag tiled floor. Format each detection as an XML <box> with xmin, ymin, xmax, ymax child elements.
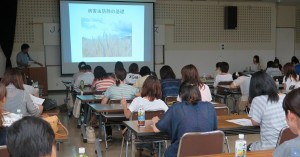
<box><xmin>57</xmin><ymin>110</ymin><xmax>260</xmax><ymax>157</ymax></box>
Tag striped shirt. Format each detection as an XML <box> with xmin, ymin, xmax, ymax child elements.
<box><xmin>104</xmin><ymin>84</ymin><xmax>139</xmax><ymax>100</ymax></box>
<box><xmin>92</xmin><ymin>78</ymin><xmax>115</xmax><ymax>91</ymax></box>
<box><xmin>248</xmin><ymin>94</ymin><xmax>287</xmax><ymax>151</ymax></box>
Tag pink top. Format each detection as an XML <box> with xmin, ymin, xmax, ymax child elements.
<box><xmin>92</xmin><ymin>78</ymin><xmax>115</xmax><ymax>91</ymax></box>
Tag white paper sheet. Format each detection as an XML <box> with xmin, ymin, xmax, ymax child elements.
<box><xmin>226</xmin><ymin>118</ymin><xmax>253</xmax><ymax>126</ymax></box>
<box><xmin>30</xmin><ymin>94</ymin><xmax>45</xmax><ymax>105</ymax></box>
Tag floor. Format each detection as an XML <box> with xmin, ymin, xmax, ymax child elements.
<box><xmin>56</xmin><ymin>108</ymin><xmax>260</xmax><ymax>157</ymax></box>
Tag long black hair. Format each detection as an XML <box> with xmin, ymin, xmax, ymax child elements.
<box><xmin>249</xmin><ymin>71</ymin><xmax>278</xmax><ymax>103</ymax></box>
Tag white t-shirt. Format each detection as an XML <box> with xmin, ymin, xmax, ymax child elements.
<box><xmin>248</xmin><ymin>94</ymin><xmax>287</xmax><ymax>151</ymax></box>
<box><xmin>128</xmin><ymin>97</ymin><xmax>169</xmax><ymax>112</ymax></box>
<box><xmin>177</xmin><ymin>84</ymin><xmax>212</xmax><ymax>102</ymax></box>
<box><xmin>74</xmin><ymin>72</ymin><xmax>95</xmax><ymax>89</ymax></box>
<box><xmin>213</xmin><ymin>73</ymin><xmax>233</xmax><ymax>87</ymax></box>
<box><xmin>125</xmin><ymin>73</ymin><xmax>141</xmax><ymax>85</ymax></box>
<box><xmin>283</xmin><ymin>75</ymin><xmax>299</xmax><ymax>90</ymax></box>
<box><xmin>233</xmin><ymin>76</ymin><xmax>251</xmax><ymax>101</ymax></box>
<box><xmin>265</xmin><ymin>68</ymin><xmax>282</xmax><ymax>77</ymax></box>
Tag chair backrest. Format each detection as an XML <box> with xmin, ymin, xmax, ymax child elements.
<box><xmin>276</xmin><ymin>127</ymin><xmax>298</xmax><ymax>146</ymax></box>
<box><xmin>214</xmin><ymin>106</ymin><xmax>229</xmax><ymax>116</ymax></box>
<box><xmin>131</xmin><ymin>110</ymin><xmax>165</xmax><ymax>120</ymax></box>
<box><xmin>93</xmin><ymin>90</ymin><xmax>105</xmax><ymax>95</ymax></box>
<box><xmin>0</xmin><ymin>146</ymin><xmax>9</xmax><ymax>157</ymax></box>
<box><xmin>216</xmin><ymin>81</ymin><xmax>233</xmax><ymax>95</ymax></box>
<box><xmin>108</xmin><ymin>99</ymin><xmax>133</xmax><ymax>104</ymax></box>
<box><xmin>177</xmin><ymin>130</ymin><xmax>225</xmax><ymax>157</ymax></box>
<box><xmin>165</xmin><ymin>96</ymin><xmax>178</xmax><ymax>106</ymax></box>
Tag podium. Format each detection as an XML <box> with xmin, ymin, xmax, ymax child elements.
<box><xmin>23</xmin><ymin>67</ymin><xmax>48</xmax><ymax>96</ymax></box>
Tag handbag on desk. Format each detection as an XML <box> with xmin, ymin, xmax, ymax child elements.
<box><xmin>43</xmin><ymin>115</ymin><xmax>69</xmax><ymax>137</ymax></box>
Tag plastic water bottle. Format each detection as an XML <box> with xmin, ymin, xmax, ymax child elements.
<box><xmin>138</xmin><ymin>106</ymin><xmax>145</xmax><ymax>127</ymax></box>
<box><xmin>275</xmin><ymin>79</ymin><xmax>279</xmax><ymax>89</ymax></box>
<box><xmin>77</xmin><ymin>147</ymin><xmax>88</xmax><ymax>157</ymax></box>
<box><xmin>16</xmin><ymin>109</ymin><xmax>23</xmax><ymax>119</ymax></box>
<box><xmin>235</xmin><ymin>134</ymin><xmax>246</xmax><ymax>157</ymax></box>
<box><xmin>203</xmin><ymin>73</ymin><xmax>207</xmax><ymax>81</ymax></box>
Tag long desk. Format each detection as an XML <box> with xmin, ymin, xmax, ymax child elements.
<box><xmin>190</xmin><ymin>150</ymin><xmax>273</xmax><ymax>157</ymax></box>
<box><xmin>123</xmin><ymin>114</ymin><xmax>259</xmax><ymax>157</ymax></box>
<box><xmin>76</xmin><ymin>95</ymin><xmax>103</xmax><ymax>143</ymax></box>
<box><xmin>89</xmin><ymin>103</ymin><xmax>124</xmax><ymax>157</ymax></box>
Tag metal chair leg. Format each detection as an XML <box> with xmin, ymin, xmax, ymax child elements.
<box><xmin>103</xmin><ymin>124</ymin><xmax>108</xmax><ymax>149</ymax></box>
<box><xmin>120</xmin><ymin>136</ymin><xmax>124</xmax><ymax>157</ymax></box>
<box><xmin>125</xmin><ymin>140</ymin><xmax>129</xmax><ymax>157</ymax></box>
<box><xmin>225</xmin><ymin>136</ymin><xmax>230</xmax><ymax>153</ymax></box>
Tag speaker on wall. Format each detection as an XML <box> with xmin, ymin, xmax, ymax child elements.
<box><xmin>224</xmin><ymin>6</ymin><xmax>237</xmax><ymax>29</ymax></box>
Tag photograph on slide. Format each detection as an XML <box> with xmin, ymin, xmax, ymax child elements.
<box><xmin>69</xmin><ymin>3</ymin><xmax>145</xmax><ymax>63</ymax></box>
<box><xmin>81</xmin><ymin>17</ymin><xmax>132</xmax><ymax>57</ymax></box>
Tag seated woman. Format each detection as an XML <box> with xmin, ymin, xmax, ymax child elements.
<box><xmin>177</xmin><ymin>64</ymin><xmax>212</xmax><ymax>102</ymax></box>
<box><xmin>101</xmin><ymin>68</ymin><xmax>139</xmax><ymax>104</ymax></box>
<box><xmin>248</xmin><ymin>71</ymin><xmax>287</xmax><ymax>151</ymax></box>
<box><xmin>152</xmin><ymin>81</ymin><xmax>217</xmax><ymax>157</ymax></box>
<box><xmin>282</xmin><ymin>63</ymin><xmax>298</xmax><ymax>90</ymax></box>
<box><xmin>159</xmin><ymin>65</ymin><xmax>180</xmax><ymax>101</ymax></box>
<box><xmin>274</xmin><ymin>88</ymin><xmax>300</xmax><ymax>157</ymax></box>
<box><xmin>6</xmin><ymin>116</ymin><xmax>56</xmax><ymax>157</ymax></box>
<box><xmin>125</xmin><ymin>63</ymin><xmax>141</xmax><ymax>85</ymax></box>
<box><xmin>230</xmin><ymin>72</ymin><xmax>251</xmax><ymax>113</ymax></box>
<box><xmin>101</xmin><ymin>68</ymin><xmax>139</xmax><ymax>138</ymax></box>
<box><xmin>1</xmin><ymin>68</ymin><xmax>42</xmax><ymax>116</ymax></box>
<box><xmin>213</xmin><ymin>62</ymin><xmax>233</xmax><ymax>87</ymax></box>
<box><xmin>92</xmin><ymin>66</ymin><xmax>115</xmax><ymax>92</ymax></box>
<box><xmin>121</xmin><ymin>75</ymin><xmax>169</xmax><ymax>118</ymax></box>
<box><xmin>133</xmin><ymin>66</ymin><xmax>151</xmax><ymax>91</ymax></box>
<box><xmin>265</xmin><ymin>61</ymin><xmax>282</xmax><ymax>77</ymax></box>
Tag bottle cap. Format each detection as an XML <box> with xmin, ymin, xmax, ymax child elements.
<box><xmin>17</xmin><ymin>109</ymin><xmax>21</xmax><ymax>113</ymax></box>
<box><xmin>79</xmin><ymin>147</ymin><xmax>85</xmax><ymax>154</ymax></box>
<box><xmin>238</xmin><ymin>134</ymin><xmax>244</xmax><ymax>139</ymax></box>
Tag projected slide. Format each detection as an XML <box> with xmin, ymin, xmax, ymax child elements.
<box><xmin>69</xmin><ymin>4</ymin><xmax>144</xmax><ymax>62</ymax></box>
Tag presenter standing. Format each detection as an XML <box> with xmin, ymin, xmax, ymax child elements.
<box><xmin>16</xmin><ymin>43</ymin><xmax>43</xmax><ymax>68</ymax></box>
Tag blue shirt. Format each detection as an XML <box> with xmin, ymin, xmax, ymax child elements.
<box><xmin>160</xmin><ymin>79</ymin><xmax>181</xmax><ymax>101</ymax></box>
<box><xmin>16</xmin><ymin>51</ymin><xmax>33</xmax><ymax>67</ymax></box>
<box><xmin>156</xmin><ymin>101</ymin><xmax>217</xmax><ymax>157</ymax></box>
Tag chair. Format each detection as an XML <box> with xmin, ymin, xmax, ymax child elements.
<box><xmin>101</xmin><ymin>99</ymin><xmax>133</xmax><ymax>148</ymax></box>
<box><xmin>0</xmin><ymin>146</ymin><xmax>9</xmax><ymax>157</ymax></box>
<box><xmin>164</xmin><ymin>96</ymin><xmax>177</xmax><ymax>106</ymax></box>
<box><xmin>120</xmin><ymin>110</ymin><xmax>166</xmax><ymax>157</ymax></box>
<box><xmin>213</xmin><ymin>103</ymin><xmax>230</xmax><ymax>153</ymax></box>
<box><xmin>177</xmin><ymin>130</ymin><xmax>225</xmax><ymax>157</ymax></box>
<box><xmin>276</xmin><ymin>127</ymin><xmax>297</xmax><ymax>146</ymax></box>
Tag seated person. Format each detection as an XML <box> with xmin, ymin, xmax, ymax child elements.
<box><xmin>250</xmin><ymin>55</ymin><xmax>262</xmax><ymax>72</ymax></box>
<box><xmin>101</xmin><ymin>68</ymin><xmax>139</xmax><ymax>104</ymax></box>
<box><xmin>74</xmin><ymin>65</ymin><xmax>95</xmax><ymax>90</ymax></box>
<box><xmin>213</xmin><ymin>62</ymin><xmax>233</xmax><ymax>87</ymax></box>
<box><xmin>177</xmin><ymin>64</ymin><xmax>212</xmax><ymax>102</ymax></box>
<box><xmin>92</xmin><ymin>66</ymin><xmax>115</xmax><ymax>91</ymax></box>
<box><xmin>160</xmin><ymin>65</ymin><xmax>181</xmax><ymax>101</ymax></box>
<box><xmin>133</xmin><ymin>66</ymin><xmax>151</xmax><ymax>91</ymax></box>
<box><xmin>125</xmin><ymin>63</ymin><xmax>141</xmax><ymax>85</ymax></box>
<box><xmin>101</xmin><ymin>68</ymin><xmax>139</xmax><ymax>138</ymax></box>
<box><xmin>121</xmin><ymin>75</ymin><xmax>168</xmax><ymax>155</ymax></box>
<box><xmin>1</xmin><ymin>69</ymin><xmax>43</xmax><ymax>116</ymax></box>
<box><xmin>152</xmin><ymin>81</ymin><xmax>217</xmax><ymax>157</ymax></box>
<box><xmin>282</xmin><ymin>63</ymin><xmax>299</xmax><ymax>90</ymax></box>
<box><xmin>248</xmin><ymin>71</ymin><xmax>287</xmax><ymax>151</ymax></box>
<box><xmin>230</xmin><ymin>72</ymin><xmax>251</xmax><ymax>113</ymax></box>
<box><xmin>6</xmin><ymin>116</ymin><xmax>56</xmax><ymax>157</ymax></box>
<box><xmin>72</xmin><ymin>61</ymin><xmax>86</xmax><ymax>84</ymax></box>
<box><xmin>274</xmin><ymin>88</ymin><xmax>300</xmax><ymax>157</ymax></box>
<box><xmin>265</xmin><ymin>61</ymin><xmax>282</xmax><ymax>77</ymax></box>
<box><xmin>121</xmin><ymin>75</ymin><xmax>169</xmax><ymax>118</ymax></box>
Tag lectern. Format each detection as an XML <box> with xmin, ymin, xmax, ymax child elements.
<box><xmin>23</xmin><ymin>67</ymin><xmax>48</xmax><ymax>96</ymax></box>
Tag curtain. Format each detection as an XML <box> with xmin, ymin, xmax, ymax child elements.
<box><xmin>0</xmin><ymin>1</ymin><xmax>18</xmax><ymax>68</ymax></box>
